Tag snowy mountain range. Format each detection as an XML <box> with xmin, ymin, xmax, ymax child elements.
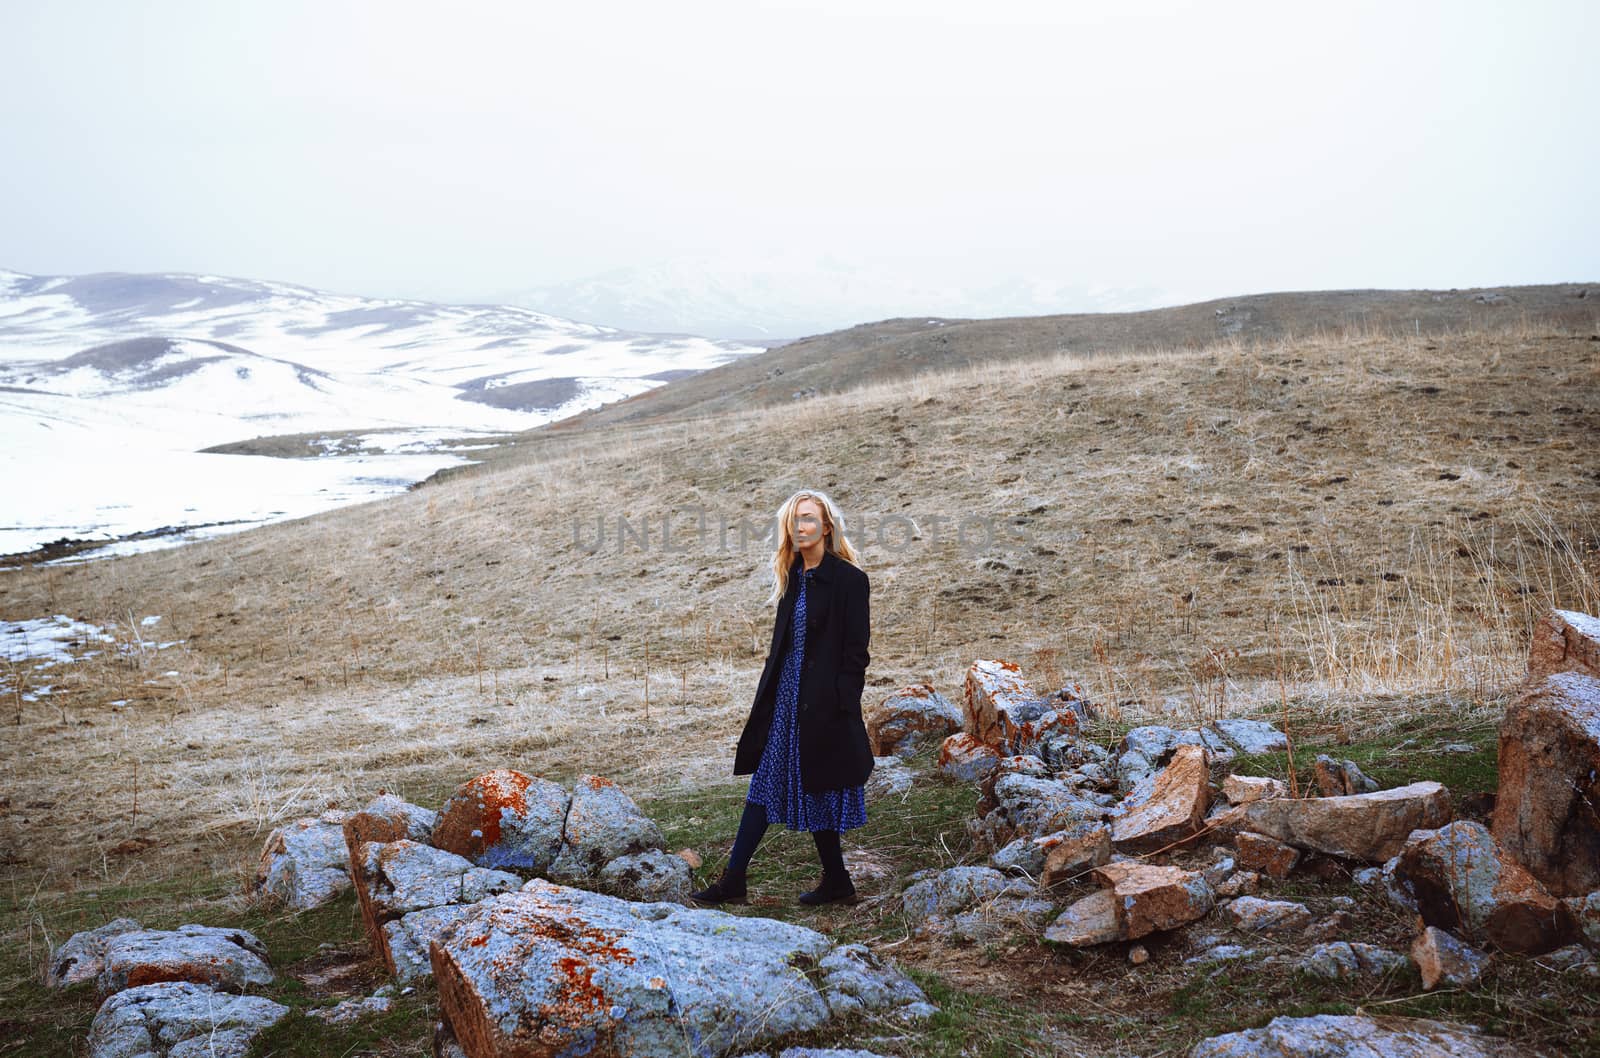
<box><xmin>507</xmin><ymin>256</ymin><xmax>1184</xmax><ymax>339</ymax></box>
<box><xmin>0</xmin><ymin>269</ymin><xmax>762</xmax><ymax>560</ymax></box>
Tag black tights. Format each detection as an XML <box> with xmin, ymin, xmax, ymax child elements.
<box><xmin>726</xmin><ymin>800</ymin><xmax>846</xmax><ymax>877</ymax></box>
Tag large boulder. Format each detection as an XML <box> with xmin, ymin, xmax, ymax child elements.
<box><xmin>95</xmin><ymin>925</ymin><xmax>273</xmax><ymax>998</ymax></box>
<box><xmin>1189</xmin><ymin>1014</ymin><xmax>1532</xmax><ymax>1057</ymax></box>
<box><xmin>87</xmin><ymin>981</ymin><xmax>288</xmax><ymax>1058</ymax></box>
<box><xmin>1491</xmin><ymin>670</ymin><xmax>1600</xmax><ymax>896</ymax></box>
<box><xmin>431</xmin><ymin>769</ymin><xmax>568</xmax><ymax>872</ymax></box>
<box><xmin>1238</xmin><ymin>781</ymin><xmax>1451</xmax><ymax>862</ymax></box>
<box><xmin>548</xmin><ymin>774</ymin><xmax>667</xmax><ymax>883</ymax></box>
<box><xmin>1526</xmin><ymin>607</ymin><xmax>1600</xmax><ymax>682</ymax></box>
<box><xmin>429</xmin><ymin>881</ymin><xmax>933</xmax><ymax>1058</ymax></box>
<box><xmin>384</xmin><ymin>904</ymin><xmax>479</xmax><ymax>985</ymax></box>
<box><xmin>351</xmin><ymin>839</ymin><xmax>521</xmax><ymax>970</ymax></box>
<box><xmin>1111</xmin><ymin>744</ymin><xmax>1212</xmax><ymax>852</ymax></box>
<box><xmin>254</xmin><ymin>810</ymin><xmax>351</xmax><ymax>911</ymax></box>
<box><xmin>864</xmin><ymin>684</ymin><xmax>962</xmax><ymax>756</ymax></box>
<box><xmin>46</xmin><ymin>918</ymin><xmax>143</xmax><ymax>988</ymax></box>
<box><xmin>962</xmin><ymin>659</ymin><xmax>1037</xmax><ymax>749</ymax></box>
<box><xmin>1394</xmin><ymin>820</ymin><xmax>1576</xmax><ymax>954</ymax></box>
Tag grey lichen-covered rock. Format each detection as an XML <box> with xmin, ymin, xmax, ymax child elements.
<box><xmin>342</xmin><ymin>793</ymin><xmax>437</xmax><ymax>854</ymax></box>
<box><xmin>973</xmin><ymin>773</ymin><xmax>1110</xmax><ymax>850</ymax></box>
<box><xmin>1413</xmin><ymin>926</ymin><xmax>1490</xmax><ymax>990</ymax></box>
<box><xmin>46</xmin><ymin>918</ymin><xmax>143</xmax><ymax>988</ymax></box>
<box><xmin>937</xmin><ymin>732</ymin><xmax>1003</xmax><ymax>782</ymax></box>
<box><xmin>383</xmin><ymin>904</ymin><xmax>476</xmax><ymax>984</ymax></box>
<box><xmin>254</xmin><ymin>810</ymin><xmax>351</xmax><ymax>911</ymax></box>
<box><xmin>1293</xmin><ymin>942</ymin><xmax>1410</xmax><ymax>980</ymax></box>
<box><xmin>1206</xmin><ymin>718</ymin><xmax>1290</xmax><ymax>755</ymax></box>
<box><xmin>1188</xmin><ymin>1013</ymin><xmax>1532</xmax><ymax>1057</ymax></box>
<box><xmin>864</xmin><ymin>756</ymin><xmax>915</xmax><ymax>801</ymax></box>
<box><xmin>901</xmin><ymin>866</ymin><xmax>1033</xmax><ymax>936</ymax></box>
<box><xmin>1569</xmin><ymin>889</ymin><xmax>1600</xmax><ymax>946</ymax></box>
<box><xmin>87</xmin><ymin>981</ymin><xmax>288</xmax><ymax>1058</ymax></box>
<box><xmin>430</xmin><ymin>769</ymin><xmax>568</xmax><ymax>872</ymax></box>
<box><xmin>1043</xmin><ymin>888</ymin><xmax>1123</xmax><ymax>947</ymax></box>
<box><xmin>1225</xmin><ymin>896</ymin><xmax>1314</xmax><ymax>934</ymax></box>
<box><xmin>948</xmin><ymin>893</ymin><xmax>1058</xmax><ymax>944</ymax></box>
<box><xmin>429</xmin><ymin>881</ymin><xmax>933</xmax><ymax>1058</ymax></box>
<box><xmin>864</xmin><ymin>684</ymin><xmax>962</xmax><ymax>756</ymax></box>
<box><xmin>598</xmin><ymin>849</ymin><xmax>693</xmax><ymax>904</ymax></box>
<box><xmin>356</xmin><ymin>840</ymin><xmax>522</xmax><ymax>922</ymax></box>
<box><xmin>308</xmin><ymin>988</ymin><xmax>395</xmax><ymax>1024</ymax></box>
<box><xmin>991</xmin><ymin>835</ymin><xmax>1046</xmax><ymax>877</ymax></box>
<box><xmin>1116</xmin><ymin>726</ymin><xmax>1235</xmax><ymax>790</ymax></box>
<box><xmin>548</xmin><ymin>774</ymin><xmax>667</xmax><ymax>883</ymax></box>
<box><xmin>96</xmin><ymin>925</ymin><xmax>274</xmax><ymax>998</ymax></box>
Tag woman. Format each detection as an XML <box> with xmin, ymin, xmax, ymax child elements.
<box><xmin>691</xmin><ymin>489</ymin><xmax>874</xmax><ymax>907</ymax></box>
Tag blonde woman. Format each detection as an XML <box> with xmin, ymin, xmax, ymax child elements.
<box><xmin>691</xmin><ymin>490</ymin><xmax>874</xmax><ymax>906</ymax></box>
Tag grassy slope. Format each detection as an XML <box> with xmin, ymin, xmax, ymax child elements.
<box><xmin>1</xmin><ymin>319</ymin><xmax>1598</xmax><ymax>1055</ymax></box>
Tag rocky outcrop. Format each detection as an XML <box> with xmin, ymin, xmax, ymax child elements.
<box><xmin>87</xmin><ymin>981</ymin><xmax>288</xmax><ymax>1058</ymax></box>
<box><xmin>1190</xmin><ymin>1014</ymin><xmax>1532</xmax><ymax>1057</ymax></box>
<box><xmin>254</xmin><ymin>809</ymin><xmax>351</xmax><ymax>911</ymax></box>
<box><xmin>1111</xmin><ymin>744</ymin><xmax>1211</xmax><ymax>852</ymax></box>
<box><xmin>429</xmin><ymin>881</ymin><xmax>934</xmax><ymax>1058</ymax></box>
<box><xmin>1394</xmin><ymin>821</ymin><xmax>1576</xmax><ymax>954</ymax></box>
<box><xmin>1238</xmin><ymin>781</ymin><xmax>1451</xmax><ymax>862</ymax></box>
<box><xmin>94</xmin><ymin>925</ymin><xmax>273</xmax><ymax>998</ymax></box>
<box><xmin>1491</xmin><ymin>670</ymin><xmax>1600</xmax><ymax>896</ymax></box>
<box><xmin>972</xmin><ymin>773</ymin><xmax>1109</xmax><ymax>850</ymax></box>
<box><xmin>430</xmin><ymin>769</ymin><xmax>568</xmax><ymax>873</ymax></box>
<box><xmin>865</xmin><ymin>684</ymin><xmax>962</xmax><ymax>755</ymax></box>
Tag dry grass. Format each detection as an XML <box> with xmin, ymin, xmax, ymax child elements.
<box><xmin>1</xmin><ymin>323</ymin><xmax>1597</xmax><ymax>902</ymax></box>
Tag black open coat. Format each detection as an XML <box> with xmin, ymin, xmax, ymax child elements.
<box><xmin>733</xmin><ymin>548</ymin><xmax>874</xmax><ymax>794</ymax></box>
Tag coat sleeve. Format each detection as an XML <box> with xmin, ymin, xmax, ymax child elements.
<box><xmin>838</xmin><ymin>571</ymin><xmax>870</xmax><ymax>711</ymax></box>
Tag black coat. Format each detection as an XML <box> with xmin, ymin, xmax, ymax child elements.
<box><xmin>733</xmin><ymin>548</ymin><xmax>875</xmax><ymax>793</ymax></box>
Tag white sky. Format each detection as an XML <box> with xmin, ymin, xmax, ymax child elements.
<box><xmin>1</xmin><ymin>0</ymin><xmax>1595</xmax><ymax>309</ymax></box>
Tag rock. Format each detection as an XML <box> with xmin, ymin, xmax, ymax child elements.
<box><xmin>675</xmin><ymin>848</ymin><xmax>704</xmax><ymax>870</ymax></box>
<box><xmin>864</xmin><ymin>684</ymin><xmax>962</xmax><ymax>755</ymax></box>
<box><xmin>254</xmin><ymin>810</ymin><xmax>351</xmax><ymax>911</ymax></box>
<box><xmin>1011</xmin><ymin>709</ymin><xmax>1087</xmax><ymax>762</ymax></box>
<box><xmin>1413</xmin><ymin>926</ymin><xmax>1490</xmax><ymax>990</ymax></box>
<box><xmin>1128</xmin><ymin>943</ymin><xmax>1150</xmax><ymax>965</ymax></box>
<box><xmin>597</xmin><ymin>849</ymin><xmax>692</xmax><ymax>904</ymax></box>
<box><xmin>1185</xmin><ymin>942</ymin><xmax>1255</xmax><ymax>966</ymax></box>
<box><xmin>1304</xmin><ymin>910</ymin><xmax>1353</xmax><ymax>942</ymax></box>
<box><xmin>87</xmin><ymin>981</ymin><xmax>288</xmax><ymax>1058</ymax></box>
<box><xmin>1526</xmin><ymin>607</ymin><xmax>1600</xmax><ymax>682</ymax></box>
<box><xmin>976</xmin><ymin>754</ymin><xmax>1052</xmax><ymax>816</ymax></box>
<box><xmin>1395</xmin><ymin>820</ymin><xmax>1576</xmax><ymax>954</ymax></box>
<box><xmin>548</xmin><ymin>774</ymin><xmax>666</xmax><ymax>883</ymax></box>
<box><xmin>991</xmin><ymin>836</ymin><xmax>1046</xmax><ymax>877</ymax></box>
<box><xmin>429</xmin><ymin>881</ymin><xmax>933</xmax><ymax>1058</ymax></box>
<box><xmin>1313</xmin><ymin>755</ymin><xmax>1380</xmax><ymax>796</ymax></box>
<box><xmin>974</xmin><ymin>773</ymin><xmax>1108</xmax><ymax>850</ymax></box>
<box><xmin>1201</xmin><ymin>852</ymin><xmax>1235</xmax><ymax>887</ymax></box>
<box><xmin>865</xmin><ymin>756</ymin><xmax>914</xmax><ymax>800</ymax></box>
<box><xmin>431</xmin><ymin>769</ymin><xmax>568</xmax><ymax>872</ymax></box>
<box><xmin>962</xmin><ymin>658</ymin><xmax>1038</xmax><ymax>749</ymax></box>
<box><xmin>1222</xmin><ymin>774</ymin><xmax>1287</xmax><ymax>804</ymax></box>
<box><xmin>948</xmin><ymin>893</ymin><xmax>1058</xmax><ymax>944</ymax></box>
<box><xmin>1225</xmin><ymin>896</ymin><xmax>1313</xmax><ymax>934</ymax></box>
<box><xmin>96</xmin><ymin>925</ymin><xmax>273</xmax><ymax>998</ymax></box>
<box><xmin>1205</xmin><ymin>718</ymin><xmax>1290</xmax><ymax>755</ymax></box>
<box><xmin>1240</xmin><ymin>780</ymin><xmax>1452</xmax><ymax>862</ymax></box>
<box><xmin>308</xmin><ymin>991</ymin><xmax>395</xmax><ymax>1024</ymax></box>
<box><xmin>1044</xmin><ymin>888</ymin><xmax>1124</xmax><ymax>947</ymax></box>
<box><xmin>383</xmin><ymin>904</ymin><xmax>477</xmax><ymax>984</ymax></box>
<box><xmin>46</xmin><ymin>918</ymin><xmax>142</xmax><ymax>988</ymax></box>
<box><xmin>434</xmin><ymin>1020</ymin><xmax>470</xmax><ymax>1058</ymax></box>
<box><xmin>342</xmin><ymin>793</ymin><xmax>437</xmax><ymax>854</ymax></box>
<box><xmin>902</xmin><ymin>866</ymin><xmax>1033</xmax><ymax>937</ymax></box>
<box><xmin>1215</xmin><ymin>871</ymin><xmax>1261</xmax><ymax>898</ymax></box>
<box><xmin>1568</xmin><ymin>889</ymin><xmax>1600</xmax><ymax>946</ymax></box>
<box><xmin>1539</xmin><ymin>944</ymin><xmax>1600</xmax><ymax>976</ymax></box>
<box><xmin>1491</xmin><ymin>671</ymin><xmax>1600</xmax><ymax>896</ymax></box>
<box><xmin>1111</xmin><ymin>745</ymin><xmax>1212</xmax><ymax>852</ymax></box>
<box><xmin>1092</xmin><ymin>862</ymin><xmax>1216</xmax><ymax>939</ymax></box>
<box><xmin>352</xmin><ymin>839</ymin><xmax>521</xmax><ymax>966</ymax></box>
<box><xmin>1116</xmin><ymin>726</ymin><xmax>1222</xmax><ymax>788</ymax></box>
<box><xmin>1295</xmin><ymin>941</ymin><xmax>1410</xmax><ymax>980</ymax></box>
<box><xmin>1039</xmin><ymin>823</ymin><xmax>1113</xmax><ymax>887</ymax></box>
<box><xmin>937</xmin><ymin>732</ymin><xmax>1002</xmax><ymax>782</ymax></box>
<box><xmin>1382</xmin><ymin>854</ymin><xmax>1419</xmax><ymax>913</ymax></box>
<box><xmin>1190</xmin><ymin>1013</ymin><xmax>1532</xmax><ymax>1057</ymax></box>
<box><xmin>1352</xmin><ymin>865</ymin><xmax>1383</xmax><ymax>888</ymax></box>
<box><xmin>1234</xmin><ymin>831</ymin><xmax>1300</xmax><ymax>880</ymax></box>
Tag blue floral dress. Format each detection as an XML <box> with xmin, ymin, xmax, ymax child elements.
<box><xmin>746</xmin><ymin>563</ymin><xmax>868</xmax><ymax>832</ymax></box>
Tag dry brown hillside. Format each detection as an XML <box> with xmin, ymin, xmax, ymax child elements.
<box><xmin>2</xmin><ymin>322</ymin><xmax>1597</xmax><ymax>889</ymax></box>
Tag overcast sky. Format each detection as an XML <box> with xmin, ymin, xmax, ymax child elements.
<box><xmin>2</xmin><ymin>0</ymin><xmax>1595</xmax><ymax>318</ymax></box>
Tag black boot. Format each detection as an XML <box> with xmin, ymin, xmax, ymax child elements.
<box><xmin>690</xmin><ymin>868</ymin><xmax>748</xmax><ymax>905</ymax></box>
<box><xmin>798</xmin><ymin>870</ymin><xmax>857</xmax><ymax>906</ymax></box>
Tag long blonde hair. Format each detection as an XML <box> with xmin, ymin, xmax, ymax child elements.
<box><xmin>764</xmin><ymin>489</ymin><xmax>862</xmax><ymax>606</ymax></box>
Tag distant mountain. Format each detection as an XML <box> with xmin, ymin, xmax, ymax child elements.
<box><xmin>506</xmin><ymin>256</ymin><xmax>1183</xmax><ymax>340</ymax></box>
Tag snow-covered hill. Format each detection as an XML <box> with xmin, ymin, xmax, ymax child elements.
<box><xmin>507</xmin><ymin>256</ymin><xmax>1185</xmax><ymax>339</ymax></box>
<box><xmin>0</xmin><ymin>270</ymin><xmax>763</xmax><ymax>560</ymax></box>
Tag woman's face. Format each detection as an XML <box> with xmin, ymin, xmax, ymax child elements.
<box><xmin>793</xmin><ymin>498</ymin><xmax>829</xmax><ymax>549</ymax></box>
